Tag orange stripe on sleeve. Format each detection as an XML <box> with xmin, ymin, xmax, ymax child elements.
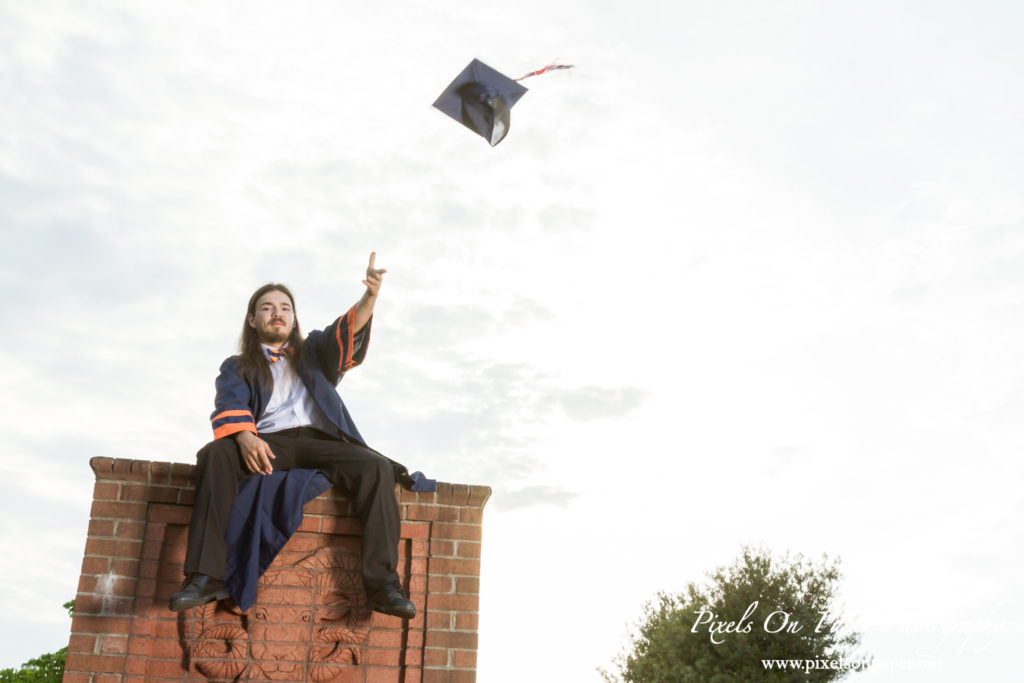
<box><xmin>337</xmin><ymin>307</ymin><xmax>357</xmax><ymax>372</ymax></box>
<box><xmin>213</xmin><ymin>422</ymin><xmax>257</xmax><ymax>440</ymax></box>
<box><xmin>211</xmin><ymin>409</ymin><xmax>253</xmax><ymax>423</ymax></box>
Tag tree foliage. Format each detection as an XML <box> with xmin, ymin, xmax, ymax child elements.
<box><xmin>601</xmin><ymin>548</ymin><xmax>868</xmax><ymax>682</ymax></box>
<box><xmin>0</xmin><ymin>601</ymin><xmax>74</xmax><ymax>683</ymax></box>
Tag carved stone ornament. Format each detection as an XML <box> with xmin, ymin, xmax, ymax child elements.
<box><xmin>188</xmin><ymin>548</ymin><xmax>371</xmax><ymax>682</ymax></box>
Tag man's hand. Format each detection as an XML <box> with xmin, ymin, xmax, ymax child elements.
<box><xmin>354</xmin><ymin>251</ymin><xmax>386</xmax><ymax>332</ymax></box>
<box><xmin>235</xmin><ymin>431</ymin><xmax>275</xmax><ymax>474</ymax></box>
<box><xmin>362</xmin><ymin>251</ymin><xmax>387</xmax><ymax>298</ymax></box>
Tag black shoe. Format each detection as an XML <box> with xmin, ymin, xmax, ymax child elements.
<box><xmin>366</xmin><ymin>583</ymin><xmax>416</xmax><ymax>619</ymax></box>
<box><xmin>168</xmin><ymin>573</ymin><xmax>230</xmax><ymax>612</ymax></box>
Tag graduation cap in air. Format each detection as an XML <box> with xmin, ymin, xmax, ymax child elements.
<box><xmin>433</xmin><ymin>58</ymin><xmax>576</xmax><ymax>146</ymax></box>
<box><xmin>433</xmin><ymin>59</ymin><xmax>529</xmax><ymax>147</ymax></box>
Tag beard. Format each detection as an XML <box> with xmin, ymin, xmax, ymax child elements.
<box><xmin>259</xmin><ymin>323</ymin><xmax>292</xmax><ymax>345</ymax></box>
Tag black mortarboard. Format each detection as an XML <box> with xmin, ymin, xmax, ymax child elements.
<box><xmin>433</xmin><ymin>58</ymin><xmax>529</xmax><ymax>147</ymax></box>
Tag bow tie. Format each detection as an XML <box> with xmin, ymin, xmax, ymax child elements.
<box><xmin>266</xmin><ymin>347</ymin><xmax>292</xmax><ymax>363</ymax></box>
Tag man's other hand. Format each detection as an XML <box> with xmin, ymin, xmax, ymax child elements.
<box><xmin>235</xmin><ymin>431</ymin><xmax>275</xmax><ymax>474</ymax></box>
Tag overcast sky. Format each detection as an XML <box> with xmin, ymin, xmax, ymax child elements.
<box><xmin>2</xmin><ymin>1</ymin><xmax>1022</xmax><ymax>680</ymax></box>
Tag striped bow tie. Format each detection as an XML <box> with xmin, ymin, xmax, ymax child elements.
<box><xmin>266</xmin><ymin>347</ymin><xmax>292</xmax><ymax>363</ymax></box>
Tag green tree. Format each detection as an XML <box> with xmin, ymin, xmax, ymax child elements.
<box><xmin>0</xmin><ymin>601</ymin><xmax>74</xmax><ymax>683</ymax></box>
<box><xmin>601</xmin><ymin>548</ymin><xmax>869</xmax><ymax>682</ymax></box>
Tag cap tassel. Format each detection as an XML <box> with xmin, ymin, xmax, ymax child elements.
<box><xmin>514</xmin><ymin>62</ymin><xmax>575</xmax><ymax>82</ymax></box>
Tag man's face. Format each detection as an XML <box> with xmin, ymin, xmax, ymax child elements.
<box><xmin>248</xmin><ymin>290</ymin><xmax>295</xmax><ymax>346</ymax></box>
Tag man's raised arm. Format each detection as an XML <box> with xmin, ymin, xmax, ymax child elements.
<box><xmin>353</xmin><ymin>251</ymin><xmax>386</xmax><ymax>333</ymax></box>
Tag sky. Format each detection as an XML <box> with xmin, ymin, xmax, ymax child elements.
<box><xmin>1</xmin><ymin>0</ymin><xmax>1022</xmax><ymax>680</ymax></box>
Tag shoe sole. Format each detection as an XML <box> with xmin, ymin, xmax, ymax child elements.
<box><xmin>366</xmin><ymin>601</ymin><xmax>416</xmax><ymax>620</ymax></box>
<box><xmin>168</xmin><ymin>588</ymin><xmax>230</xmax><ymax>613</ymax></box>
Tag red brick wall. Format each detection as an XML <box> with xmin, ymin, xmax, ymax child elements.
<box><xmin>63</xmin><ymin>457</ymin><xmax>490</xmax><ymax>683</ymax></box>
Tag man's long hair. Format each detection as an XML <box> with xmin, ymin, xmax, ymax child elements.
<box><xmin>237</xmin><ymin>283</ymin><xmax>305</xmax><ymax>386</ymax></box>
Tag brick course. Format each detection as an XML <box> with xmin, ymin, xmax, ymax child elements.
<box><xmin>63</xmin><ymin>457</ymin><xmax>490</xmax><ymax>683</ymax></box>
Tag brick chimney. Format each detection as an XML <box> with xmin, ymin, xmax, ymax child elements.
<box><xmin>63</xmin><ymin>457</ymin><xmax>490</xmax><ymax>683</ymax></box>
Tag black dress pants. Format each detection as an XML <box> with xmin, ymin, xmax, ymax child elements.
<box><xmin>183</xmin><ymin>427</ymin><xmax>401</xmax><ymax>593</ymax></box>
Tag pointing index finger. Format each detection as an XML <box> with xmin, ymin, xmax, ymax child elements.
<box><xmin>368</xmin><ymin>251</ymin><xmax>376</xmax><ymax>270</ymax></box>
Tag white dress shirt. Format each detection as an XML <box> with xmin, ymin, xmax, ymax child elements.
<box><xmin>256</xmin><ymin>344</ymin><xmax>334</xmax><ymax>435</ymax></box>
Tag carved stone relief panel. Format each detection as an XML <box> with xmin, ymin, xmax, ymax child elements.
<box><xmin>187</xmin><ymin>545</ymin><xmax>371</xmax><ymax>682</ymax></box>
